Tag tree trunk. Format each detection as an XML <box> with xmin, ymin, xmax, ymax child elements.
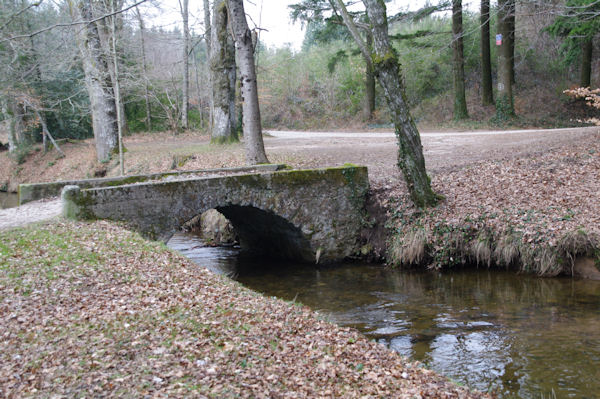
<box><xmin>71</xmin><ymin>0</ymin><xmax>118</xmax><ymax>161</ymax></box>
<box><xmin>209</xmin><ymin>0</ymin><xmax>238</xmax><ymax>143</ymax></box>
<box><xmin>580</xmin><ymin>39</ymin><xmax>593</xmax><ymax>88</ymax></box>
<box><xmin>480</xmin><ymin>0</ymin><xmax>494</xmax><ymax>106</ymax></box>
<box><xmin>337</xmin><ymin>0</ymin><xmax>438</xmax><ymax>207</ymax></box>
<box><xmin>508</xmin><ymin>0</ymin><xmax>515</xmax><ymax>85</ymax></box>
<box><xmin>135</xmin><ymin>7</ymin><xmax>152</xmax><ymax>131</ymax></box>
<box><xmin>496</xmin><ymin>0</ymin><xmax>515</xmax><ymax>120</ymax></box>
<box><xmin>110</xmin><ymin>0</ymin><xmax>124</xmax><ymax>175</ymax></box>
<box><xmin>192</xmin><ymin>46</ymin><xmax>204</xmax><ymax>127</ymax></box>
<box><xmin>7</xmin><ymin>102</ymin><xmax>26</xmax><ymax>153</ymax></box>
<box><xmin>228</xmin><ymin>0</ymin><xmax>269</xmax><ymax>165</ymax></box>
<box><xmin>95</xmin><ymin>2</ymin><xmax>128</xmax><ymax>137</ymax></box>
<box><xmin>452</xmin><ymin>0</ymin><xmax>468</xmax><ymax>120</ymax></box>
<box><xmin>227</xmin><ymin>32</ymin><xmax>238</xmax><ymax>135</ymax></box>
<box><xmin>364</xmin><ymin>32</ymin><xmax>376</xmax><ymax>120</ymax></box>
<box><xmin>203</xmin><ymin>0</ymin><xmax>213</xmax><ymax>130</ymax></box>
<box><xmin>181</xmin><ymin>0</ymin><xmax>190</xmax><ymax>130</ymax></box>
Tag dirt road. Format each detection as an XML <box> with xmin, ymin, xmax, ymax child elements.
<box><xmin>1</xmin><ymin>126</ymin><xmax>598</xmax><ymax>230</ymax></box>
<box><xmin>264</xmin><ymin>126</ymin><xmax>599</xmax><ymax>185</ymax></box>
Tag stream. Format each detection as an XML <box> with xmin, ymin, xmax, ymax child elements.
<box><xmin>171</xmin><ymin>231</ymin><xmax>600</xmax><ymax>398</ymax></box>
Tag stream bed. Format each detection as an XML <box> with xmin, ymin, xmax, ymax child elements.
<box><xmin>168</xmin><ymin>231</ymin><xmax>600</xmax><ymax>399</ymax></box>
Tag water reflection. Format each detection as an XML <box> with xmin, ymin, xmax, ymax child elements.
<box><xmin>168</xmin><ymin>232</ymin><xmax>600</xmax><ymax>399</ymax></box>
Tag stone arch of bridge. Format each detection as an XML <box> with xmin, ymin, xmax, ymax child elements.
<box><xmin>179</xmin><ymin>202</ymin><xmax>313</xmax><ymax>262</ymax></box>
<box><xmin>61</xmin><ymin>166</ymin><xmax>369</xmax><ymax>264</ymax></box>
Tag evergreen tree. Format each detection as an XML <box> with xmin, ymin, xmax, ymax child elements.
<box><xmin>547</xmin><ymin>0</ymin><xmax>600</xmax><ymax>87</ymax></box>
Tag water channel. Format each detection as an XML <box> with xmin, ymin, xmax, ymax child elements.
<box><xmin>0</xmin><ymin>192</ymin><xmax>18</xmax><ymax>209</ymax></box>
<box><xmin>168</xmin><ymin>231</ymin><xmax>600</xmax><ymax>399</ymax></box>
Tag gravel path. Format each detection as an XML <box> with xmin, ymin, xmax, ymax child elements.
<box><xmin>0</xmin><ymin>198</ymin><xmax>61</xmax><ymax>231</ymax></box>
<box><xmin>265</xmin><ymin>126</ymin><xmax>599</xmax><ymax>185</ymax></box>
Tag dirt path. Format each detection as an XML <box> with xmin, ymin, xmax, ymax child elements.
<box><xmin>264</xmin><ymin>126</ymin><xmax>599</xmax><ymax>185</ymax></box>
<box><xmin>0</xmin><ymin>198</ymin><xmax>61</xmax><ymax>231</ymax></box>
<box><xmin>1</xmin><ymin>126</ymin><xmax>598</xmax><ymax>231</ymax></box>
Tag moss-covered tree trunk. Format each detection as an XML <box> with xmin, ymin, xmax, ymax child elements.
<box><xmin>71</xmin><ymin>0</ymin><xmax>119</xmax><ymax>162</ymax></box>
<box><xmin>452</xmin><ymin>0</ymin><xmax>468</xmax><ymax>120</ymax></box>
<box><xmin>228</xmin><ymin>0</ymin><xmax>269</xmax><ymax>165</ymax></box>
<box><xmin>7</xmin><ymin>102</ymin><xmax>26</xmax><ymax>153</ymax></box>
<box><xmin>496</xmin><ymin>0</ymin><xmax>515</xmax><ymax>120</ymax></box>
<box><xmin>508</xmin><ymin>0</ymin><xmax>516</xmax><ymax>85</ymax></box>
<box><xmin>480</xmin><ymin>0</ymin><xmax>494</xmax><ymax>106</ymax></box>
<box><xmin>339</xmin><ymin>0</ymin><xmax>438</xmax><ymax>208</ymax></box>
<box><xmin>580</xmin><ymin>39</ymin><xmax>593</xmax><ymax>87</ymax></box>
<box><xmin>364</xmin><ymin>32</ymin><xmax>376</xmax><ymax>120</ymax></box>
<box><xmin>209</xmin><ymin>0</ymin><xmax>238</xmax><ymax>144</ymax></box>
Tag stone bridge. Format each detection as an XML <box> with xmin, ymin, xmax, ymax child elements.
<box><xmin>62</xmin><ymin>165</ymin><xmax>369</xmax><ymax>263</ymax></box>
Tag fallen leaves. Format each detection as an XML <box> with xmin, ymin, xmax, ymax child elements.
<box><xmin>387</xmin><ymin>133</ymin><xmax>600</xmax><ymax>273</ymax></box>
<box><xmin>0</xmin><ymin>221</ymin><xmax>490</xmax><ymax>398</ymax></box>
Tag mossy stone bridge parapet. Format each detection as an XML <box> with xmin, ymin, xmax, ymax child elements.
<box><xmin>62</xmin><ymin>165</ymin><xmax>370</xmax><ymax>263</ymax></box>
<box><xmin>19</xmin><ymin>164</ymin><xmax>286</xmax><ymax>205</ymax></box>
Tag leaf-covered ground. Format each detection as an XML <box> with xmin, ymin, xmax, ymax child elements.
<box><xmin>0</xmin><ymin>221</ymin><xmax>490</xmax><ymax>398</ymax></box>
<box><xmin>387</xmin><ymin>134</ymin><xmax>600</xmax><ymax>275</ymax></box>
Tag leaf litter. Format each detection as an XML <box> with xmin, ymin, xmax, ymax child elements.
<box><xmin>0</xmin><ymin>221</ymin><xmax>491</xmax><ymax>398</ymax></box>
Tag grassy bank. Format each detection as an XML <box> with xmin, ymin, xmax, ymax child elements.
<box><xmin>0</xmin><ymin>220</ymin><xmax>489</xmax><ymax>398</ymax></box>
<box><xmin>387</xmin><ymin>134</ymin><xmax>600</xmax><ymax>277</ymax></box>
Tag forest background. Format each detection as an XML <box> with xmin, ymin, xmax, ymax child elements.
<box><xmin>1</xmin><ymin>0</ymin><xmax>599</xmax><ymax>160</ymax></box>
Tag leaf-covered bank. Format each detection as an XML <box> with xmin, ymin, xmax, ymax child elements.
<box><xmin>0</xmin><ymin>220</ymin><xmax>489</xmax><ymax>398</ymax></box>
<box><xmin>387</xmin><ymin>134</ymin><xmax>600</xmax><ymax>277</ymax></box>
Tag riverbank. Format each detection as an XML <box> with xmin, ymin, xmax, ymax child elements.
<box><xmin>386</xmin><ymin>134</ymin><xmax>600</xmax><ymax>277</ymax></box>
<box><xmin>0</xmin><ymin>220</ymin><xmax>490</xmax><ymax>398</ymax></box>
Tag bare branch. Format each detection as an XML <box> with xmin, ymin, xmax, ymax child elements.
<box><xmin>0</xmin><ymin>1</ymin><xmax>44</xmax><ymax>32</ymax></box>
<box><xmin>1</xmin><ymin>0</ymin><xmax>149</xmax><ymax>43</ymax></box>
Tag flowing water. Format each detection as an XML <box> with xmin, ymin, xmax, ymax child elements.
<box><xmin>168</xmin><ymin>232</ymin><xmax>600</xmax><ymax>399</ymax></box>
<box><xmin>0</xmin><ymin>192</ymin><xmax>18</xmax><ymax>209</ymax></box>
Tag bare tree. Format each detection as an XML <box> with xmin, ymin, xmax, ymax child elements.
<box><xmin>209</xmin><ymin>0</ymin><xmax>238</xmax><ymax>143</ymax></box>
<box><xmin>228</xmin><ymin>0</ymin><xmax>269</xmax><ymax>164</ymax></box>
<box><xmin>109</xmin><ymin>0</ymin><xmax>124</xmax><ymax>174</ymax></box>
<box><xmin>70</xmin><ymin>0</ymin><xmax>119</xmax><ymax>161</ymax></box>
<box><xmin>334</xmin><ymin>0</ymin><xmax>439</xmax><ymax>207</ymax></box>
<box><xmin>135</xmin><ymin>6</ymin><xmax>151</xmax><ymax>130</ymax></box>
<box><xmin>180</xmin><ymin>0</ymin><xmax>189</xmax><ymax>130</ymax></box>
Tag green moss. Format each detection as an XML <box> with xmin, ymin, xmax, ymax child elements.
<box><xmin>372</xmin><ymin>50</ymin><xmax>398</xmax><ymax>69</ymax></box>
<box><xmin>271</xmin><ymin>168</ymin><xmax>326</xmax><ymax>186</ymax></box>
<box><xmin>493</xmin><ymin>95</ymin><xmax>515</xmax><ymax>124</ymax></box>
<box><xmin>210</xmin><ymin>135</ymin><xmax>240</xmax><ymax>145</ymax></box>
<box><xmin>103</xmin><ymin>175</ymin><xmax>150</xmax><ymax>187</ymax></box>
<box><xmin>68</xmin><ymin>190</ymin><xmax>99</xmax><ymax>220</ymax></box>
<box><xmin>270</xmin><ymin>165</ymin><xmax>368</xmax><ymax>188</ymax></box>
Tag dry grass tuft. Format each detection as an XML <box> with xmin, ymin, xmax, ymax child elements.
<box><xmin>493</xmin><ymin>234</ymin><xmax>521</xmax><ymax>268</ymax></box>
<box><xmin>390</xmin><ymin>228</ymin><xmax>427</xmax><ymax>266</ymax></box>
<box><xmin>557</xmin><ymin>230</ymin><xmax>600</xmax><ymax>275</ymax></box>
<box><xmin>536</xmin><ymin>247</ymin><xmax>561</xmax><ymax>276</ymax></box>
<box><xmin>469</xmin><ymin>236</ymin><xmax>493</xmax><ymax>268</ymax></box>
